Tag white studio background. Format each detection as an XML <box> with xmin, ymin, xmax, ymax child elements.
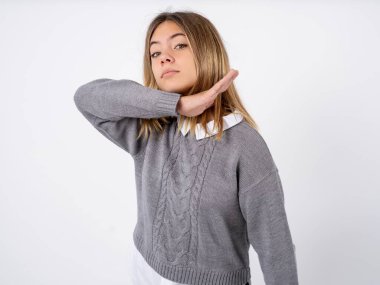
<box><xmin>1</xmin><ymin>1</ymin><xmax>379</xmax><ymax>285</ymax></box>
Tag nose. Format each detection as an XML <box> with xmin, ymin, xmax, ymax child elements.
<box><xmin>160</xmin><ymin>52</ymin><xmax>175</xmax><ymax>64</ymax></box>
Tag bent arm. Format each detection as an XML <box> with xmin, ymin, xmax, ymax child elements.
<box><xmin>73</xmin><ymin>78</ymin><xmax>181</xmax><ymax>156</ymax></box>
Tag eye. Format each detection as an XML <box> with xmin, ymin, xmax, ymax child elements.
<box><xmin>175</xmin><ymin>43</ymin><xmax>188</xmax><ymax>50</ymax></box>
<box><xmin>150</xmin><ymin>43</ymin><xmax>188</xmax><ymax>58</ymax></box>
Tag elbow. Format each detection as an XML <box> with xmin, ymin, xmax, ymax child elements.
<box><xmin>73</xmin><ymin>83</ymin><xmax>91</xmax><ymax>110</ymax></box>
<box><xmin>73</xmin><ymin>78</ymin><xmax>112</xmax><ymax>109</ymax></box>
<box><xmin>73</xmin><ymin>89</ymin><xmax>83</xmax><ymax>111</ymax></box>
<box><xmin>73</xmin><ymin>86</ymin><xmax>82</xmax><ymax>106</ymax></box>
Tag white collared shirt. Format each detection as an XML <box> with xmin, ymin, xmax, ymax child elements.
<box><xmin>177</xmin><ymin>110</ymin><xmax>244</xmax><ymax>140</ymax></box>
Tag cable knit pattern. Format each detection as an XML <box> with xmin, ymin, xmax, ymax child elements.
<box><xmin>152</xmin><ymin>131</ymin><xmax>217</xmax><ymax>266</ymax></box>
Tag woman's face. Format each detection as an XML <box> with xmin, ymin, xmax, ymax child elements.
<box><xmin>150</xmin><ymin>21</ymin><xmax>197</xmax><ymax>94</ymax></box>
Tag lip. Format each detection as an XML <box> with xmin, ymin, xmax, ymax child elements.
<box><xmin>161</xmin><ymin>69</ymin><xmax>179</xmax><ymax>78</ymax></box>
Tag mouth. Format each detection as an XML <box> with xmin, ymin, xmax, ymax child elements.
<box><xmin>162</xmin><ymin>70</ymin><xmax>179</xmax><ymax>78</ymax></box>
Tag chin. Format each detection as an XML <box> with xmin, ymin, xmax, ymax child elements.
<box><xmin>159</xmin><ymin>83</ymin><xmax>190</xmax><ymax>94</ymax></box>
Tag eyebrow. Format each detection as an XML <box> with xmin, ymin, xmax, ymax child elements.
<box><xmin>150</xmin><ymin>33</ymin><xmax>186</xmax><ymax>48</ymax></box>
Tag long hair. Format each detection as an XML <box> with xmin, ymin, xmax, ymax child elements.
<box><xmin>137</xmin><ymin>10</ymin><xmax>259</xmax><ymax>141</ymax></box>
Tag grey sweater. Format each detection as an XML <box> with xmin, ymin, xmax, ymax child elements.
<box><xmin>73</xmin><ymin>78</ymin><xmax>299</xmax><ymax>285</ymax></box>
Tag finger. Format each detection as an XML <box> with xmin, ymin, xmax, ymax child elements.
<box><xmin>216</xmin><ymin>69</ymin><xmax>236</xmax><ymax>89</ymax></box>
<box><xmin>215</xmin><ymin>69</ymin><xmax>238</xmax><ymax>92</ymax></box>
<box><xmin>209</xmin><ymin>69</ymin><xmax>238</xmax><ymax>97</ymax></box>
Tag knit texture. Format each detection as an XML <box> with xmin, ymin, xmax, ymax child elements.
<box><xmin>74</xmin><ymin>78</ymin><xmax>299</xmax><ymax>285</ymax></box>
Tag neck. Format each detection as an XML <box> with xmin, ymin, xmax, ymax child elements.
<box><xmin>196</xmin><ymin>112</ymin><xmax>215</xmax><ymax>124</ymax></box>
<box><xmin>196</xmin><ymin>110</ymin><xmax>234</xmax><ymax>124</ymax></box>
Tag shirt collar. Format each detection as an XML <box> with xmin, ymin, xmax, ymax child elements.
<box><xmin>177</xmin><ymin>110</ymin><xmax>244</xmax><ymax>140</ymax></box>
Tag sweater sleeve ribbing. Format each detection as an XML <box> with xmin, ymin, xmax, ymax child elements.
<box><xmin>73</xmin><ymin>78</ymin><xmax>181</xmax><ymax>157</ymax></box>
<box><xmin>238</xmin><ymin>168</ymin><xmax>299</xmax><ymax>285</ymax></box>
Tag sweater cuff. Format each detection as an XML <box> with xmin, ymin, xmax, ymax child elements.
<box><xmin>156</xmin><ymin>92</ymin><xmax>181</xmax><ymax>116</ymax></box>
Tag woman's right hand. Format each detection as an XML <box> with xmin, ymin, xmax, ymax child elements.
<box><xmin>176</xmin><ymin>69</ymin><xmax>239</xmax><ymax>117</ymax></box>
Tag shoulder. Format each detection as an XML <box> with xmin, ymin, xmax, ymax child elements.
<box><xmin>232</xmin><ymin>120</ymin><xmax>273</xmax><ymax>157</ymax></box>
<box><xmin>233</xmin><ymin>120</ymin><xmax>278</xmax><ymax>190</ymax></box>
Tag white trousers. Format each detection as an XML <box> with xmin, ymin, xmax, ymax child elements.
<box><xmin>130</xmin><ymin>245</ymin><xmax>250</xmax><ymax>285</ymax></box>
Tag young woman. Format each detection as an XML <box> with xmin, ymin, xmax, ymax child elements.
<box><xmin>74</xmin><ymin>11</ymin><xmax>298</xmax><ymax>285</ymax></box>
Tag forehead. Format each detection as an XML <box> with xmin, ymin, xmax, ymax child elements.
<box><xmin>150</xmin><ymin>21</ymin><xmax>187</xmax><ymax>42</ymax></box>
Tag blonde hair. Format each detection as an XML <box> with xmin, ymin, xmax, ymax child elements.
<box><xmin>137</xmin><ymin>10</ymin><xmax>259</xmax><ymax>141</ymax></box>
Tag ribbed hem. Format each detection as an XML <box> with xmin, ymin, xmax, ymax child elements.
<box><xmin>156</xmin><ymin>92</ymin><xmax>181</xmax><ymax>116</ymax></box>
<box><xmin>133</xmin><ymin>231</ymin><xmax>251</xmax><ymax>285</ymax></box>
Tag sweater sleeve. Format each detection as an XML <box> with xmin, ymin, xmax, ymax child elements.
<box><xmin>73</xmin><ymin>78</ymin><xmax>181</xmax><ymax>157</ymax></box>
<box><xmin>238</xmin><ymin>168</ymin><xmax>299</xmax><ymax>285</ymax></box>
